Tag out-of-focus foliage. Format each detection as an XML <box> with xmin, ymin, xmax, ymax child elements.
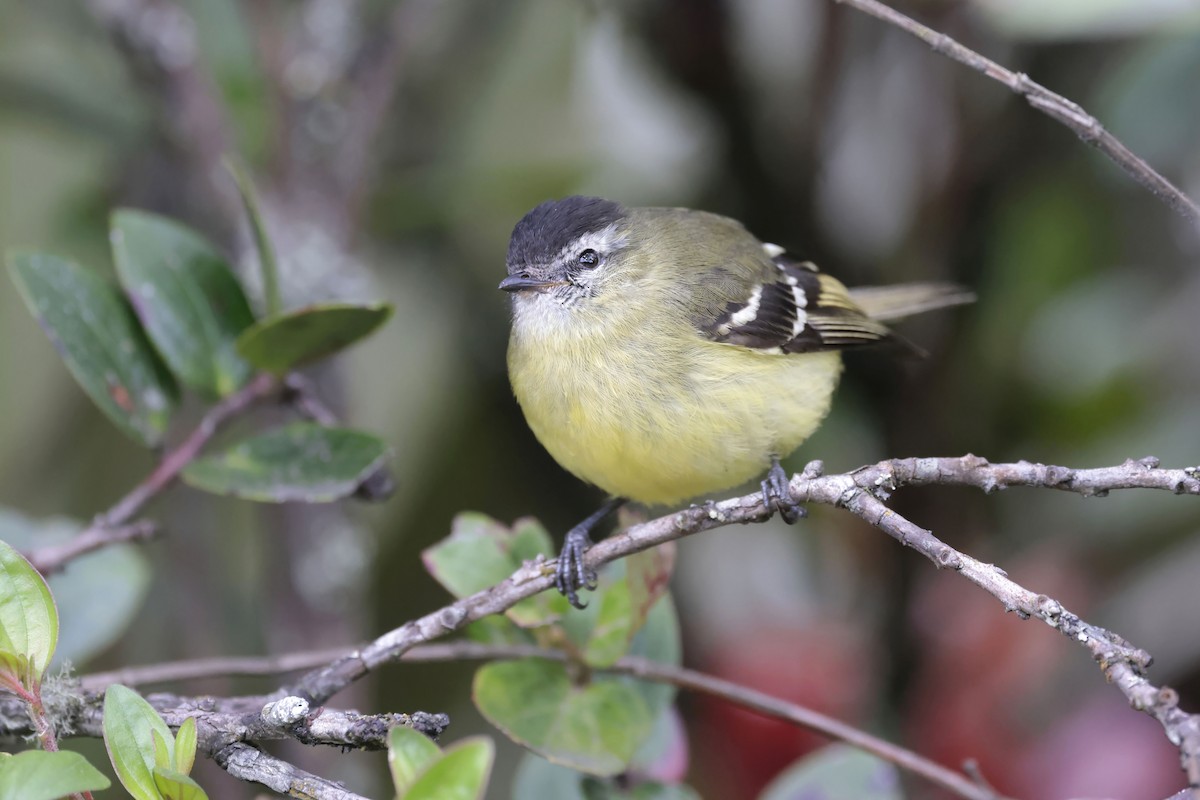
<box><xmin>1</xmin><ymin>0</ymin><xmax>1198</xmax><ymax>797</ymax></box>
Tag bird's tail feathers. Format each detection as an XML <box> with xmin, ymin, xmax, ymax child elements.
<box><xmin>849</xmin><ymin>282</ymin><xmax>975</xmax><ymax>322</ymax></box>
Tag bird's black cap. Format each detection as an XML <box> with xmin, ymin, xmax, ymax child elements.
<box><xmin>506</xmin><ymin>196</ymin><xmax>626</xmax><ymax>271</ymax></box>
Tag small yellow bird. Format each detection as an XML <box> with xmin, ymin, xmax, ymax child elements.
<box><xmin>501</xmin><ymin>196</ymin><xmax>971</xmax><ymax>607</ymax></box>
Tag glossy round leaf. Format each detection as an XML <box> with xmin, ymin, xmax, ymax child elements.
<box><xmin>406</xmin><ymin>736</ymin><xmax>495</xmax><ymax>800</ymax></box>
<box><xmin>0</xmin><ymin>540</ymin><xmax>57</xmax><ymax>687</ymax></box>
<box><xmin>759</xmin><ymin>745</ymin><xmax>903</xmax><ymax>800</ymax></box>
<box><xmin>424</xmin><ymin>514</ymin><xmax>562</xmax><ymax>627</ymax></box>
<box><xmin>473</xmin><ymin>658</ymin><xmax>653</xmax><ymax>776</ymax></box>
<box><xmin>110</xmin><ymin>209</ymin><xmax>255</xmax><ymax>397</ymax></box>
<box><xmin>181</xmin><ymin>422</ymin><xmax>391</xmax><ymax>502</ymax></box>
<box><xmin>236</xmin><ymin>303</ymin><xmax>393</xmax><ymax>375</ymax></box>
<box><xmin>512</xmin><ymin>753</ymin><xmax>701</xmax><ymax>800</ymax></box>
<box><xmin>0</xmin><ymin>750</ymin><xmax>111</xmax><ymax>800</ymax></box>
<box><xmin>8</xmin><ymin>252</ymin><xmax>177</xmax><ymax>447</ymax></box>
<box><xmin>388</xmin><ymin>726</ymin><xmax>442</xmax><ymax>796</ymax></box>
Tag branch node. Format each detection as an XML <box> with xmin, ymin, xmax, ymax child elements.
<box><xmin>437</xmin><ymin>606</ymin><xmax>467</xmax><ymax>631</ymax></box>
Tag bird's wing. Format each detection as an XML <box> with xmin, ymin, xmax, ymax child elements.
<box><xmin>696</xmin><ymin>245</ymin><xmax>891</xmax><ymax>354</ymax></box>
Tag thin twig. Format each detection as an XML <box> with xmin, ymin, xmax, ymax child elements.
<box><xmin>82</xmin><ymin>640</ymin><xmax>1002</xmax><ymax>800</ymax></box>
<box><xmin>278</xmin><ymin>456</ymin><xmax>1200</xmax><ymax>788</ymax></box>
<box><xmin>15</xmin><ymin>457</ymin><xmax>1200</xmax><ymax>794</ymax></box>
<box><xmin>25</xmin><ymin>373</ymin><xmax>279</xmax><ymax>574</ymax></box>
<box><xmin>833</xmin><ymin>0</ymin><xmax>1200</xmax><ymax>227</ymax></box>
<box><xmin>22</xmin><ymin>521</ymin><xmax>160</xmax><ymax>576</ymax></box>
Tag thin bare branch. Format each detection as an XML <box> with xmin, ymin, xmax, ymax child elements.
<box><xmin>834</xmin><ymin>0</ymin><xmax>1200</xmax><ymax>228</ymax></box>
<box><xmin>79</xmin><ymin>639</ymin><xmax>1003</xmax><ymax>800</ymax></box>
<box><xmin>281</xmin><ymin>455</ymin><xmax>1200</xmax><ymax>788</ymax></box>
<box><xmin>14</xmin><ymin>456</ymin><xmax>1199</xmax><ymax>794</ymax></box>
<box><xmin>24</xmin><ymin>373</ymin><xmax>279</xmax><ymax>574</ymax></box>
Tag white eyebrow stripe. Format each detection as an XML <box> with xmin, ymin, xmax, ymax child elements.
<box><xmin>555</xmin><ymin>223</ymin><xmax>627</xmax><ymax>263</ymax></box>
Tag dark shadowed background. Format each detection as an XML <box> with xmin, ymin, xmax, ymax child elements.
<box><xmin>1</xmin><ymin>0</ymin><xmax>1198</xmax><ymax>797</ymax></box>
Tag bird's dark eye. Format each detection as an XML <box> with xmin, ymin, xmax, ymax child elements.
<box><xmin>577</xmin><ymin>249</ymin><xmax>600</xmax><ymax>269</ymax></box>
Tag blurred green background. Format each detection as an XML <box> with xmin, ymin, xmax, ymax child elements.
<box><xmin>1</xmin><ymin>0</ymin><xmax>1199</xmax><ymax>797</ymax></box>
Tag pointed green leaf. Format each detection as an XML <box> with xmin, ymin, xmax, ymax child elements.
<box><xmin>388</xmin><ymin>726</ymin><xmax>442</xmax><ymax>796</ymax></box>
<box><xmin>174</xmin><ymin>717</ymin><xmax>197</xmax><ymax>775</ymax></box>
<box><xmin>181</xmin><ymin>422</ymin><xmax>390</xmax><ymax>502</ymax></box>
<box><xmin>758</xmin><ymin>746</ymin><xmax>903</xmax><ymax>800</ymax></box>
<box><xmin>110</xmin><ymin>209</ymin><xmax>255</xmax><ymax>397</ymax></box>
<box><xmin>153</xmin><ymin>766</ymin><xmax>209</xmax><ymax>800</ymax></box>
<box><xmin>104</xmin><ymin>684</ymin><xmax>176</xmax><ymax>800</ymax></box>
<box><xmin>226</xmin><ymin>159</ymin><xmax>281</xmax><ymax>316</ymax></box>
<box><xmin>8</xmin><ymin>252</ymin><xmax>177</xmax><ymax>446</ymax></box>
<box><xmin>473</xmin><ymin>658</ymin><xmax>653</xmax><ymax>776</ymax></box>
<box><xmin>424</xmin><ymin>514</ymin><xmax>562</xmax><ymax>627</ymax></box>
<box><xmin>236</xmin><ymin>303</ymin><xmax>393</xmax><ymax>375</ymax></box>
<box><xmin>406</xmin><ymin>736</ymin><xmax>495</xmax><ymax>800</ymax></box>
<box><xmin>0</xmin><ymin>540</ymin><xmax>58</xmax><ymax>688</ymax></box>
<box><xmin>151</xmin><ymin>728</ymin><xmax>172</xmax><ymax>770</ymax></box>
<box><xmin>0</xmin><ymin>750</ymin><xmax>111</xmax><ymax>800</ymax></box>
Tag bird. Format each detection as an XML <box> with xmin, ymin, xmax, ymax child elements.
<box><xmin>500</xmin><ymin>196</ymin><xmax>972</xmax><ymax>607</ymax></box>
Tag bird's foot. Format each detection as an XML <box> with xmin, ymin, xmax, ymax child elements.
<box><xmin>554</xmin><ymin>497</ymin><xmax>626</xmax><ymax>609</ymax></box>
<box><xmin>762</xmin><ymin>458</ymin><xmax>806</xmax><ymax>524</ymax></box>
<box><xmin>555</xmin><ymin>526</ymin><xmax>597</xmax><ymax>609</ymax></box>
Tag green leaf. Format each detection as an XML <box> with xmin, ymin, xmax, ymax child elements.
<box><xmin>0</xmin><ymin>540</ymin><xmax>58</xmax><ymax>689</ymax></box>
<box><xmin>624</xmin><ymin>594</ymin><xmax>681</xmax><ymax>720</ymax></box>
<box><xmin>511</xmin><ymin>753</ymin><xmax>700</xmax><ymax>800</ymax></box>
<box><xmin>473</xmin><ymin>658</ymin><xmax>653</xmax><ymax>776</ymax></box>
<box><xmin>406</xmin><ymin>736</ymin><xmax>495</xmax><ymax>800</ymax></box>
<box><xmin>181</xmin><ymin>422</ymin><xmax>391</xmax><ymax>502</ymax></box>
<box><xmin>0</xmin><ymin>508</ymin><xmax>150</xmax><ymax>669</ymax></box>
<box><xmin>174</xmin><ymin>717</ymin><xmax>197</xmax><ymax>775</ymax></box>
<box><xmin>153</xmin><ymin>766</ymin><xmax>209</xmax><ymax>800</ymax></box>
<box><xmin>110</xmin><ymin>209</ymin><xmax>255</xmax><ymax>397</ymax></box>
<box><xmin>151</xmin><ymin>729</ymin><xmax>172</xmax><ymax>770</ymax></box>
<box><xmin>758</xmin><ymin>745</ymin><xmax>903</xmax><ymax>800</ymax></box>
<box><xmin>236</xmin><ymin>303</ymin><xmax>394</xmax><ymax>375</ymax></box>
<box><xmin>225</xmin><ymin>159</ymin><xmax>281</xmax><ymax>316</ymax></box>
<box><xmin>104</xmin><ymin>683</ymin><xmax>176</xmax><ymax>800</ymax></box>
<box><xmin>7</xmin><ymin>251</ymin><xmax>177</xmax><ymax>447</ymax></box>
<box><xmin>0</xmin><ymin>750</ymin><xmax>111</xmax><ymax>800</ymax></box>
<box><xmin>549</xmin><ymin>547</ymin><xmax>677</xmax><ymax>675</ymax></box>
<box><xmin>424</xmin><ymin>514</ymin><xmax>563</xmax><ymax>627</ymax></box>
<box><xmin>388</xmin><ymin>727</ymin><xmax>442</xmax><ymax>796</ymax></box>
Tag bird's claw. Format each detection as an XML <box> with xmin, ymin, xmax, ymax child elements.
<box><xmin>555</xmin><ymin>527</ymin><xmax>597</xmax><ymax>609</ymax></box>
<box><xmin>763</xmin><ymin>459</ymin><xmax>806</xmax><ymax>524</ymax></box>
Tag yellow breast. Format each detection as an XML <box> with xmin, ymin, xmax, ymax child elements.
<box><xmin>508</xmin><ymin>318</ymin><xmax>842</xmax><ymax>505</ymax></box>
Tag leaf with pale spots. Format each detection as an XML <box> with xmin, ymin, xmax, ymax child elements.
<box><xmin>110</xmin><ymin>209</ymin><xmax>255</xmax><ymax>398</ymax></box>
<box><xmin>180</xmin><ymin>422</ymin><xmax>391</xmax><ymax>502</ymax></box>
<box><xmin>8</xmin><ymin>252</ymin><xmax>178</xmax><ymax>447</ymax></box>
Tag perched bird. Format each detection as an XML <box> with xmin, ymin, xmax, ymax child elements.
<box><xmin>501</xmin><ymin>196</ymin><xmax>971</xmax><ymax>607</ymax></box>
